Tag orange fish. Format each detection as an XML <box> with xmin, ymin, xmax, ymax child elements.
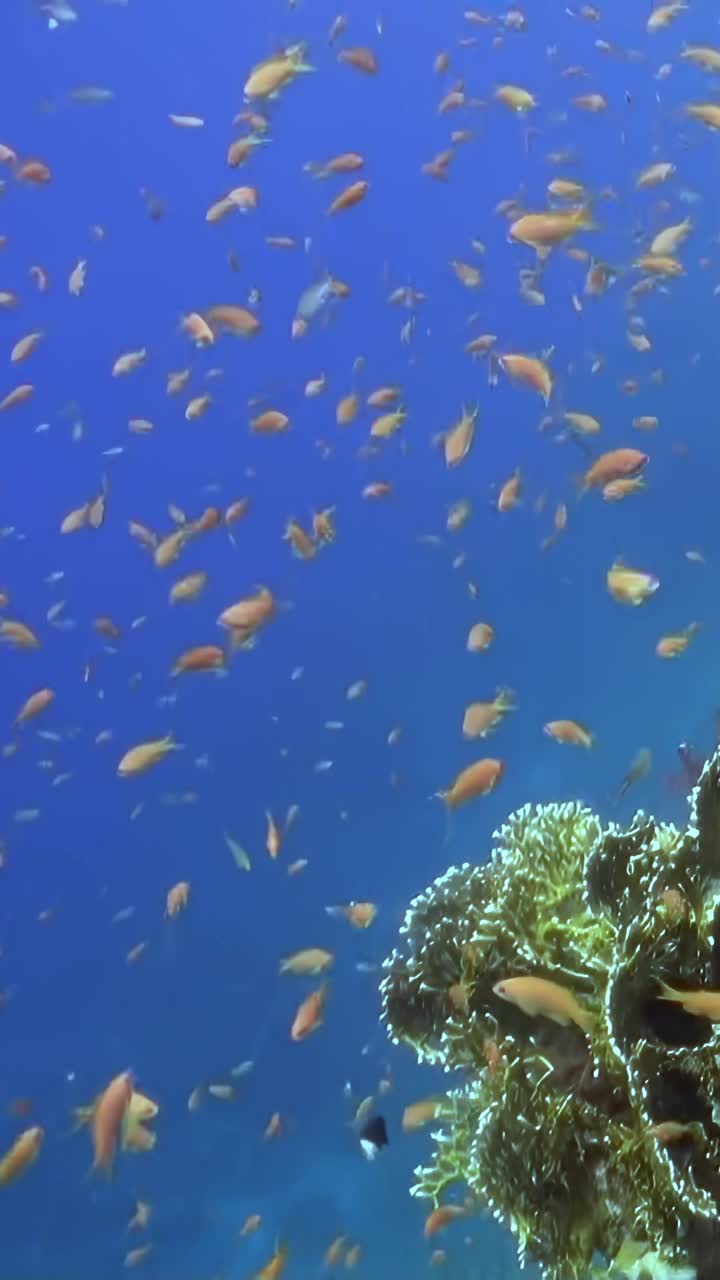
<box><xmin>165</xmin><ymin>881</ymin><xmax>190</xmax><ymax>917</ymax></box>
<box><xmin>205</xmin><ymin>304</ymin><xmax>261</xmax><ymax>338</ymax></box>
<box><xmin>181</xmin><ymin>312</ymin><xmax>214</xmax><ymax>346</ymax></box>
<box><xmin>493</xmin><ymin>976</ymin><xmax>593</xmax><ymax>1032</ymax></box>
<box><xmin>509</xmin><ymin>207</ymin><xmax>595</xmax><ymax>255</ymax></box>
<box><xmin>0</xmin><ymin>619</ymin><xmax>39</xmax><ymax>650</ymax></box>
<box><xmin>306</xmin><ymin>153</ymin><xmax>364</xmax><ymax>179</ymax></box>
<box><xmin>251</xmin><ymin>409</ymin><xmax>290</xmax><ymax>434</ymax></box>
<box><xmin>402</xmin><ymin>1099</ymin><xmax>441</xmax><ymax>1133</ymax></box>
<box><xmin>443</xmin><ymin>405</ymin><xmax>477</xmax><ymax>467</ymax></box>
<box><xmin>17</xmin><ymin>159</ymin><xmax>51</xmax><ymax>184</ymax></box>
<box><xmin>462</xmin><ymin>690</ymin><xmax>514</xmax><ymax>739</ymax></box>
<box><xmin>291</xmin><ymin>983</ymin><xmax>328</xmax><ymax>1041</ymax></box>
<box><xmin>0</xmin><ymin>384</ymin><xmax>34</xmax><ymax>413</ymax></box>
<box><xmin>312</xmin><ymin>508</ymin><xmax>336</xmax><ymax>545</ymax></box>
<box><xmin>338</xmin><ymin>47</ymin><xmax>378</xmax><ymax>74</ymax></box>
<box><xmin>284</xmin><ymin>519</ymin><xmax>317</xmax><ymax>560</ymax></box>
<box><xmin>117</xmin><ymin>735</ymin><xmax>180</xmax><ymax>777</ymax></box>
<box><xmin>265</xmin><ymin>811</ymin><xmax>282</xmax><ymax>859</ymax></box>
<box><xmin>257</xmin><ymin>1243</ymin><xmax>288</xmax><ymax>1280</ymax></box>
<box><xmin>466</xmin><ymin>623</ymin><xmax>494</xmax><ymax>653</ymax></box>
<box><xmin>424</xmin><ymin>1205</ymin><xmax>465</xmax><ymax>1240</ymax></box>
<box><xmin>0</xmin><ymin>1126</ymin><xmax>44</xmax><ymax>1186</ymax></box>
<box><xmin>336</xmin><ymin>393</ymin><xmax>359</xmax><ymax>425</ymax></box>
<box><xmin>226</xmin><ymin>498</ymin><xmax>250</xmax><ymax>526</ymax></box>
<box><xmin>326</xmin><ymin>902</ymin><xmax>377</xmax><ymax>928</ymax></box>
<box><xmin>171</xmin><ymin>645</ymin><xmax>225</xmax><ymax>676</ymax></box>
<box><xmin>497</xmin><ymin>468</ymin><xmax>522</xmax><ymax>512</ymax></box>
<box><xmin>655</xmin><ymin>623</ymin><xmax>699</xmax><ymax>659</ymax></box>
<box><xmin>544</xmin><ymin>719</ymin><xmax>595</xmax><ymax>748</ymax></box>
<box><xmin>218</xmin><ymin>586</ymin><xmax>275</xmax><ymax>648</ymax></box>
<box><xmin>15</xmin><ymin>687</ymin><xmax>54</xmax><ymax>725</ymax></box>
<box><xmin>189</xmin><ymin>506</ymin><xmax>221</xmax><ymax>537</ymax></box>
<box><xmin>92</xmin><ymin>1071</ymin><xmax>133</xmax><ymax>1175</ymax></box>
<box><xmin>602</xmin><ymin>477</ymin><xmax>646</xmax><ymax>502</ymax></box>
<box><xmin>500</xmin><ymin>354</ymin><xmax>553</xmax><ymax>402</ymax></box>
<box><xmin>327</xmin><ymin>181</ymin><xmax>369</xmax><ymax>215</ymax></box>
<box><xmin>437</xmin><ymin>758</ymin><xmax>504</xmax><ymax>807</ymax></box>
<box><xmin>170</xmin><ymin>572</ymin><xmax>208</xmax><ymax>605</ymax></box>
<box><xmin>581</xmin><ymin>448</ymin><xmax>648</xmax><ymax>492</ymax></box>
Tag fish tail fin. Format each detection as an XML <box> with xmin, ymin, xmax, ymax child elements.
<box><xmin>576</xmin><ymin>203</ymin><xmax>598</xmax><ymax>232</ymax></box>
<box><xmin>576</xmin><ymin>1007</ymin><xmax>595</xmax><ymax>1034</ymax></box>
<box><xmin>70</xmin><ymin>1106</ymin><xmax>91</xmax><ymax>1132</ymax></box>
<box><xmin>495</xmin><ymin>687</ymin><xmax>517</xmax><ymax>710</ymax></box>
<box><xmin>658</xmin><ymin>981</ymin><xmax>681</xmax><ymax>1002</ymax></box>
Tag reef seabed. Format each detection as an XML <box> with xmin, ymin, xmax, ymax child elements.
<box><xmin>381</xmin><ymin>750</ymin><xmax>720</xmax><ymax>1279</ymax></box>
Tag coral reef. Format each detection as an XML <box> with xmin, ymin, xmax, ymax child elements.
<box><xmin>381</xmin><ymin>750</ymin><xmax>720</xmax><ymax>1279</ymax></box>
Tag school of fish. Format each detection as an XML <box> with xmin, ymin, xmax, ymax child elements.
<box><xmin>3</xmin><ymin>0</ymin><xmax>720</xmax><ymax>1276</ymax></box>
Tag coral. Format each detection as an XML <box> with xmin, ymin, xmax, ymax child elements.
<box><xmin>381</xmin><ymin>754</ymin><xmax>720</xmax><ymax>1279</ymax></box>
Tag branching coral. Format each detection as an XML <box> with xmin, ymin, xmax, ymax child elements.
<box><xmin>381</xmin><ymin>757</ymin><xmax>720</xmax><ymax>1278</ymax></box>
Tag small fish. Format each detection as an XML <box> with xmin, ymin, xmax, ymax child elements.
<box><xmin>240</xmin><ymin>1213</ymin><xmax>262</xmax><ymax>1237</ymax></box>
<box><xmin>655</xmin><ymin>623</ymin><xmax>699</xmax><ymax>659</ymax></box>
<box><xmin>0</xmin><ymin>1127</ymin><xmax>44</xmax><ymax>1185</ymax></box>
<box><xmin>424</xmin><ymin>1206</ymin><xmax>465</xmax><ymax>1240</ymax></box>
<box><xmin>224</xmin><ymin>831</ymin><xmax>251</xmax><ymax>871</ymax></box>
<box><xmin>208</xmin><ymin>1084</ymin><xmax>236</xmax><ymax>1101</ymax></box>
<box><xmin>402</xmin><ymin>1098</ymin><xmax>441</xmax><ymax>1132</ymax></box>
<box><xmin>265</xmin><ymin>811</ymin><xmax>282</xmax><ymax>859</ymax></box>
<box><xmin>91</xmin><ymin>1071</ymin><xmax>133</xmax><ymax>1175</ymax></box>
<box><xmin>290</xmin><ymin>983</ymin><xmax>328</xmax><ymax>1041</ymax></box>
<box><xmin>326</xmin><ymin>902</ymin><xmax>377</xmax><ymax>928</ymax></box>
<box><xmin>544</xmin><ymin>719</ymin><xmax>595</xmax><ymax>748</ymax></box>
<box><xmin>606</xmin><ymin>560</ymin><xmax>659</xmax><ymax>606</ymax></box>
<box><xmin>118</xmin><ymin>735</ymin><xmax>181</xmax><ymax>776</ymax></box>
<box><xmin>617</xmin><ymin>748</ymin><xmax>651</xmax><ymax>800</ymax></box>
<box><xmin>230</xmin><ymin>1060</ymin><xmax>254</xmax><ymax>1078</ymax></box>
<box><xmin>358</xmin><ymin>1113</ymin><xmax>388</xmax><ymax>1160</ymax></box>
<box><xmin>280</xmin><ymin>948</ymin><xmax>334</xmax><ymax>976</ymax></box>
<box><xmin>493</xmin><ymin>976</ymin><xmax>593</xmax><ymax>1033</ymax></box>
<box><xmin>128</xmin><ymin>1200</ymin><xmax>152</xmax><ymax>1232</ymax></box>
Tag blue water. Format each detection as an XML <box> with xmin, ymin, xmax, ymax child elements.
<box><xmin>1</xmin><ymin>0</ymin><xmax>720</xmax><ymax>1275</ymax></box>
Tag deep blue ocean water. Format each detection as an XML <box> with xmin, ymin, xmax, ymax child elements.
<box><xmin>2</xmin><ymin>0</ymin><xmax>720</xmax><ymax>1276</ymax></box>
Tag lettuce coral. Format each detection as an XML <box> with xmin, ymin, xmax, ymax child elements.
<box><xmin>381</xmin><ymin>755</ymin><xmax>720</xmax><ymax>1278</ymax></box>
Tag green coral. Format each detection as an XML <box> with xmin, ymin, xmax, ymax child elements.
<box><xmin>382</xmin><ymin>754</ymin><xmax>720</xmax><ymax>1279</ymax></box>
